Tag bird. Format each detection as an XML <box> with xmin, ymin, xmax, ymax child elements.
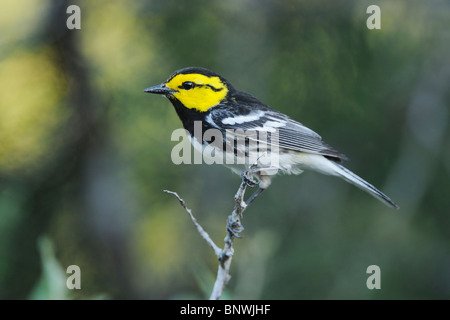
<box><xmin>144</xmin><ymin>67</ymin><xmax>398</xmax><ymax>209</ymax></box>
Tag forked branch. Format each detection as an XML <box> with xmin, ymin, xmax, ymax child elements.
<box><xmin>164</xmin><ymin>165</ymin><xmax>258</xmax><ymax>300</ymax></box>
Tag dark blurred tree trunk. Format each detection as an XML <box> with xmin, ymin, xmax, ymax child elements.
<box><xmin>2</xmin><ymin>1</ymin><xmax>136</xmax><ymax>299</ymax></box>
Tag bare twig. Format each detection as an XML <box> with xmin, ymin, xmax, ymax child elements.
<box><xmin>163</xmin><ymin>190</ymin><xmax>221</xmax><ymax>257</ymax></box>
<box><xmin>209</xmin><ymin>170</ymin><xmax>251</xmax><ymax>300</ymax></box>
<box><xmin>164</xmin><ymin>165</ymin><xmax>258</xmax><ymax>300</ymax></box>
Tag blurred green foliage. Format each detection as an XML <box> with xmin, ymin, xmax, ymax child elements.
<box><xmin>28</xmin><ymin>237</ymin><xmax>69</xmax><ymax>300</ymax></box>
<box><xmin>0</xmin><ymin>0</ymin><xmax>449</xmax><ymax>299</ymax></box>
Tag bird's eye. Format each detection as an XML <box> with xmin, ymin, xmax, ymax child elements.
<box><xmin>180</xmin><ymin>81</ymin><xmax>195</xmax><ymax>90</ymax></box>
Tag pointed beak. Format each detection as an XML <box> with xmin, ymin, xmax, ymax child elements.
<box><xmin>144</xmin><ymin>83</ymin><xmax>177</xmax><ymax>95</ymax></box>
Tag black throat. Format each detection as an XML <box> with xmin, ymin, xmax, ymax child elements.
<box><xmin>169</xmin><ymin>97</ymin><xmax>212</xmax><ymax>137</ymax></box>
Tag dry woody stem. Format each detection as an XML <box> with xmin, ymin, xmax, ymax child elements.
<box><xmin>164</xmin><ymin>165</ymin><xmax>257</xmax><ymax>300</ymax></box>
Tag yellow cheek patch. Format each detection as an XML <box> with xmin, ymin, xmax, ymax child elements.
<box><xmin>165</xmin><ymin>73</ymin><xmax>228</xmax><ymax>112</ymax></box>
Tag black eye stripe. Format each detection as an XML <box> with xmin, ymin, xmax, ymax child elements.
<box><xmin>178</xmin><ymin>81</ymin><xmax>224</xmax><ymax>92</ymax></box>
<box><xmin>206</xmin><ymin>84</ymin><xmax>223</xmax><ymax>92</ymax></box>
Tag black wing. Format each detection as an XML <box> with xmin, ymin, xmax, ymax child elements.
<box><xmin>207</xmin><ymin>94</ymin><xmax>347</xmax><ymax>162</ymax></box>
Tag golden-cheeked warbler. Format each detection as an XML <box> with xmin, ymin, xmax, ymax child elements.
<box><xmin>144</xmin><ymin>67</ymin><xmax>398</xmax><ymax>209</ymax></box>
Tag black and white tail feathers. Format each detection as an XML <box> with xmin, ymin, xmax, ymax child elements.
<box><xmin>332</xmin><ymin>162</ymin><xmax>399</xmax><ymax>209</ymax></box>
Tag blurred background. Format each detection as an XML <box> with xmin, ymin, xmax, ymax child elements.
<box><xmin>0</xmin><ymin>0</ymin><xmax>449</xmax><ymax>299</ymax></box>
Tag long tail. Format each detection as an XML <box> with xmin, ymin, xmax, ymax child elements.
<box><xmin>331</xmin><ymin>162</ymin><xmax>399</xmax><ymax>209</ymax></box>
